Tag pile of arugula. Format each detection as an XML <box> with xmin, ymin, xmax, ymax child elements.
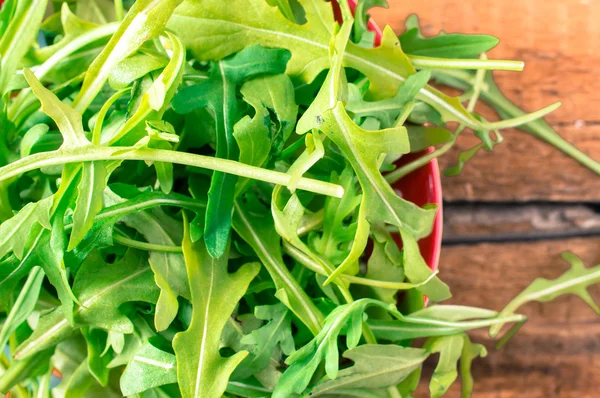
<box><xmin>1</xmin><ymin>1</ymin><xmax>599</xmax><ymax>397</ymax></box>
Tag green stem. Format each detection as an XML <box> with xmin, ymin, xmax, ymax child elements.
<box><xmin>484</xmin><ymin>102</ymin><xmax>562</xmax><ymax>130</ymax></box>
<box><xmin>408</xmin><ymin>55</ymin><xmax>524</xmax><ymax>71</ymax></box>
<box><xmin>92</xmin><ymin>89</ymin><xmax>128</xmax><ymax>145</ymax></box>
<box><xmin>113</xmin><ymin>233</ymin><xmax>183</xmax><ymax>253</ymax></box>
<box><xmin>0</xmin><ymin>146</ymin><xmax>344</xmax><ymax>198</ymax></box>
<box><xmin>385</xmin><ymin>138</ymin><xmax>456</xmax><ymax>183</ymax></box>
<box><xmin>114</xmin><ymin>0</ymin><xmax>125</xmax><ymax>20</ymax></box>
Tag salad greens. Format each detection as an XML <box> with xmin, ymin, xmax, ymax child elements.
<box><xmin>0</xmin><ymin>0</ymin><xmax>598</xmax><ymax>397</ymax></box>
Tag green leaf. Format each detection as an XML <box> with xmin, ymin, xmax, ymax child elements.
<box><xmin>360</xmin><ymin>227</ymin><xmax>404</xmax><ymax>307</ymax></box>
<box><xmin>407</xmin><ymin>126</ymin><xmax>452</xmax><ymax>152</ymax></box>
<box><xmin>72</xmin><ymin>0</ymin><xmax>183</xmax><ymax>113</ymax></box>
<box><xmin>460</xmin><ymin>335</ymin><xmax>487</xmax><ymax>398</ymax></box>
<box><xmin>237</xmin><ymin>303</ymin><xmax>295</xmax><ymax>378</ymax></box>
<box><xmin>108</xmin><ymin>52</ymin><xmax>169</xmax><ymax>90</ymax></box>
<box><xmin>0</xmin><ymin>196</ymin><xmax>51</xmax><ymax>260</ymax></box>
<box><xmin>0</xmin><ymin>347</ymin><xmax>54</xmax><ymax>393</ymax></box>
<box><xmin>120</xmin><ymin>342</ymin><xmax>177</xmax><ymax>395</ymax></box>
<box><xmin>109</xmin><ymin>32</ymin><xmax>186</xmax><ymax>146</ymax></box>
<box><xmin>0</xmin><ymin>266</ymin><xmax>45</xmax><ymax>349</ymax></box>
<box><xmin>353</xmin><ymin>0</ymin><xmax>388</xmax><ymax>46</ymax></box>
<box><xmin>426</xmin><ymin>334</ymin><xmax>464</xmax><ymax>398</ymax></box>
<box><xmin>14</xmin><ymin>249</ymin><xmax>158</xmax><ymax>359</ymax></box>
<box><xmin>106</xmin><ymin>189</ymin><xmax>190</xmax><ymax>332</ymax></box>
<box><xmin>68</xmin><ymin>161</ymin><xmax>107</xmax><ymax>250</ymax></box>
<box><xmin>0</xmin><ymin>0</ymin><xmax>47</xmax><ymax>94</ymax></box>
<box><xmin>82</xmin><ymin>327</ymin><xmax>111</xmax><ymax>386</ymax></box>
<box><xmin>233</xmin><ymin>73</ymin><xmax>297</xmax><ymax>193</ymax></box>
<box><xmin>173</xmin><ymin>218</ymin><xmax>260</xmax><ymax>398</ymax></box>
<box><xmin>399</xmin><ymin>228</ymin><xmax>451</xmax><ymax>302</ymax></box>
<box><xmin>169</xmin><ymin>0</ymin><xmax>479</xmax><ymax>125</ymax></box>
<box><xmin>346</xmin><ymin>70</ymin><xmax>431</xmax><ymax>129</ymax></box>
<box><xmin>173</xmin><ymin>44</ymin><xmax>290</xmax><ymax>258</ymax></box>
<box><xmin>399</xmin><ymin>16</ymin><xmax>499</xmax><ymax>59</ymax></box>
<box><xmin>273</xmin><ymin>298</ymin><xmax>395</xmax><ymax>397</ymax></box>
<box><xmin>296</xmin><ymin>26</ymin><xmax>447</xmax><ymax>300</ymax></box>
<box><xmin>232</xmin><ymin>196</ymin><xmax>325</xmax><ymax>336</ymax></box>
<box><xmin>23</xmin><ymin>68</ymin><xmax>90</xmax><ymax>149</ymax></box>
<box><xmin>444</xmin><ymin>144</ymin><xmax>484</xmax><ymax>176</ymax></box>
<box><xmin>68</xmin><ymin>187</ymin><xmax>204</xmax><ymax>264</ymax></box>
<box><xmin>305</xmin><ymin>344</ymin><xmax>428</xmax><ymax>397</ymax></box>
<box><xmin>490</xmin><ymin>252</ymin><xmax>600</xmax><ymax>337</ymax></box>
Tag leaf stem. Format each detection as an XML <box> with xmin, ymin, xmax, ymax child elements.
<box><xmin>0</xmin><ymin>146</ymin><xmax>344</xmax><ymax>198</ymax></box>
<box><xmin>113</xmin><ymin>232</ymin><xmax>183</xmax><ymax>253</ymax></box>
<box><xmin>114</xmin><ymin>0</ymin><xmax>125</xmax><ymax>20</ymax></box>
<box><xmin>409</xmin><ymin>55</ymin><xmax>524</xmax><ymax>71</ymax></box>
<box><xmin>484</xmin><ymin>102</ymin><xmax>562</xmax><ymax>131</ymax></box>
<box><xmin>385</xmin><ymin>139</ymin><xmax>455</xmax><ymax>183</ymax></box>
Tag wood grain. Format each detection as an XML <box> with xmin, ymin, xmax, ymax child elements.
<box><xmin>443</xmin><ymin>203</ymin><xmax>600</xmax><ymax>242</ymax></box>
<box><xmin>372</xmin><ymin>0</ymin><xmax>600</xmax><ymax>201</ymax></box>
<box><xmin>417</xmin><ymin>237</ymin><xmax>600</xmax><ymax>397</ymax></box>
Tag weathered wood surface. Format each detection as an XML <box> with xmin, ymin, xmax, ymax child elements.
<box><xmin>419</xmin><ymin>237</ymin><xmax>600</xmax><ymax>398</ymax></box>
<box><xmin>373</xmin><ymin>0</ymin><xmax>600</xmax><ymax>202</ymax></box>
<box><xmin>443</xmin><ymin>203</ymin><xmax>600</xmax><ymax>243</ymax></box>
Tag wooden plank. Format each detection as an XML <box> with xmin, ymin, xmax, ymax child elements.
<box><xmin>438</xmin><ymin>126</ymin><xmax>600</xmax><ymax>202</ymax></box>
<box><xmin>443</xmin><ymin>203</ymin><xmax>600</xmax><ymax>242</ymax></box>
<box><xmin>415</xmin><ymin>237</ymin><xmax>600</xmax><ymax>397</ymax></box>
<box><xmin>372</xmin><ymin>0</ymin><xmax>600</xmax><ymax>201</ymax></box>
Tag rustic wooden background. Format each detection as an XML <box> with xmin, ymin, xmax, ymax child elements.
<box><xmin>373</xmin><ymin>1</ymin><xmax>600</xmax><ymax>397</ymax></box>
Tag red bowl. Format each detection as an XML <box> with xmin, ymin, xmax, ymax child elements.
<box><xmin>337</xmin><ymin>0</ymin><xmax>443</xmax><ymax>273</ymax></box>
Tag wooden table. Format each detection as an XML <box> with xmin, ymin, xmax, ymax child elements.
<box><xmin>373</xmin><ymin>1</ymin><xmax>600</xmax><ymax>397</ymax></box>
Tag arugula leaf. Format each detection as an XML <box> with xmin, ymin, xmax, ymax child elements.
<box><xmin>232</xmin><ymin>196</ymin><xmax>325</xmax><ymax>336</ymax></box>
<box><xmin>0</xmin><ymin>0</ymin><xmax>47</xmax><ymax>94</ymax></box>
<box><xmin>273</xmin><ymin>298</ymin><xmax>396</xmax><ymax>397</ymax></box>
<box><xmin>72</xmin><ymin>0</ymin><xmax>182</xmax><ymax>112</ymax></box>
<box><xmin>346</xmin><ymin>70</ymin><xmax>431</xmax><ymax>129</ymax></box>
<box><xmin>353</xmin><ymin>0</ymin><xmax>388</xmax><ymax>46</ymax></box>
<box><xmin>120</xmin><ymin>342</ymin><xmax>177</xmax><ymax>395</ymax></box>
<box><xmin>14</xmin><ymin>249</ymin><xmax>158</xmax><ymax>359</ymax></box>
<box><xmin>0</xmin><ymin>196</ymin><xmax>51</xmax><ymax>260</ymax></box>
<box><xmin>169</xmin><ymin>0</ymin><xmax>479</xmax><ymax>126</ymax></box>
<box><xmin>173</xmin><ymin>218</ymin><xmax>260</xmax><ymax>398</ymax></box>
<box><xmin>0</xmin><ymin>266</ymin><xmax>45</xmax><ymax>349</ymax></box>
<box><xmin>173</xmin><ymin>44</ymin><xmax>290</xmax><ymax>258</ymax></box>
<box><xmin>23</xmin><ymin>68</ymin><xmax>109</xmax><ymax>252</ymax></box>
<box><xmin>109</xmin><ymin>32</ymin><xmax>186</xmax><ymax>146</ymax></box>
<box><xmin>237</xmin><ymin>303</ymin><xmax>295</xmax><ymax>378</ymax></box>
<box><xmin>426</xmin><ymin>334</ymin><xmax>464</xmax><ymax>398</ymax></box>
<box><xmin>460</xmin><ymin>335</ymin><xmax>487</xmax><ymax>398</ymax></box>
<box><xmin>490</xmin><ymin>252</ymin><xmax>600</xmax><ymax>338</ymax></box>
<box><xmin>296</xmin><ymin>24</ymin><xmax>448</xmax><ymax>300</ymax></box>
<box><xmin>305</xmin><ymin>344</ymin><xmax>428</xmax><ymax>397</ymax></box>
<box><xmin>82</xmin><ymin>327</ymin><xmax>111</xmax><ymax>386</ymax></box>
<box><xmin>425</xmin><ymin>333</ymin><xmax>487</xmax><ymax>398</ymax></box>
<box><xmin>107</xmin><ymin>190</ymin><xmax>190</xmax><ymax>332</ymax></box>
<box><xmin>399</xmin><ymin>15</ymin><xmax>499</xmax><ymax>59</ymax></box>
<box><xmin>234</xmin><ymin>73</ymin><xmax>298</xmax><ymax>193</ymax></box>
